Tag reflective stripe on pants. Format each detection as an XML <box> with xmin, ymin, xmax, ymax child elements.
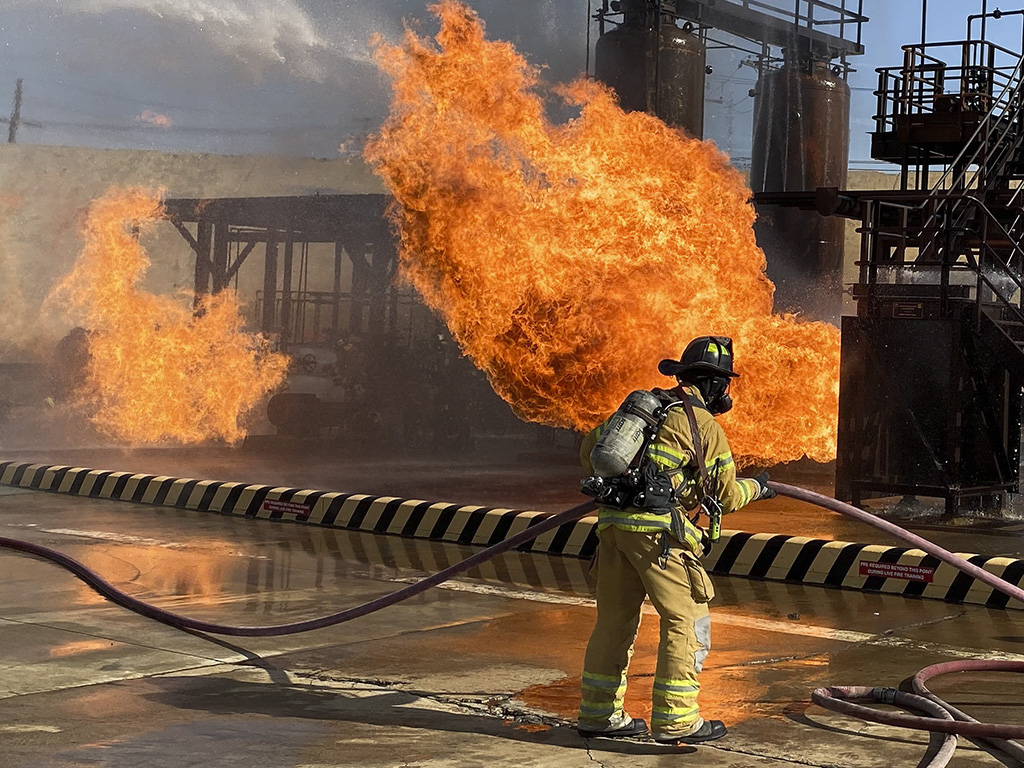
<box><xmin>578</xmin><ymin>526</ymin><xmax>712</xmax><ymax>739</ymax></box>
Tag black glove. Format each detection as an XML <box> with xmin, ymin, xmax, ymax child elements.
<box><xmin>753</xmin><ymin>471</ymin><xmax>777</xmax><ymax>500</ymax></box>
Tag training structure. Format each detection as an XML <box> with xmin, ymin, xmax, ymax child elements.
<box><xmin>591</xmin><ymin>0</ymin><xmax>866</xmax><ymax>320</ymax></box>
<box><xmin>164</xmin><ymin>194</ymin><xmax>422</xmax><ymax>346</ymax></box>
<box><xmin>162</xmin><ymin>193</ymin><xmax>537</xmax><ymax>449</ymax></box>
<box><xmin>763</xmin><ymin>8</ymin><xmax>1024</xmax><ymax>514</ymax></box>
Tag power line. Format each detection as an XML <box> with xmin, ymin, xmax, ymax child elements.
<box><xmin>37</xmin><ymin>119</ymin><xmax>358</xmax><ymax>137</ymax></box>
<box><xmin>0</xmin><ymin>79</ymin><xmax>42</xmax><ymax>143</ymax></box>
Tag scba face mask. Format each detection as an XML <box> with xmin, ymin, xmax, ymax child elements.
<box><xmin>706</xmin><ymin>378</ymin><xmax>733</xmax><ymax>415</ymax></box>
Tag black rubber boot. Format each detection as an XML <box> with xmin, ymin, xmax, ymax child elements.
<box><xmin>577</xmin><ymin>717</ymin><xmax>649</xmax><ymax>739</ymax></box>
<box><xmin>655</xmin><ymin>719</ymin><xmax>727</xmax><ymax>744</ymax></box>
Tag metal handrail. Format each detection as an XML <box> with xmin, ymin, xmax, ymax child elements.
<box><xmin>968</xmin><ymin>205</ymin><xmax>1024</xmax><ymax>329</ymax></box>
<box><xmin>926</xmin><ymin>55</ymin><xmax>1024</xmax><ymax>195</ymax></box>
<box><xmin>965</xmin><ymin>195</ymin><xmax>1024</xmax><ymax>274</ymax></box>
<box><xmin>861</xmin><ymin>195</ymin><xmax>1024</xmax><ymax>330</ymax></box>
<box><xmin>873</xmin><ymin>39</ymin><xmax>1020</xmax><ymax>129</ymax></box>
<box><xmin>860</xmin><ymin>38</ymin><xmax>1024</xmax><ymax>331</ymax></box>
<box><xmin>902</xmin><ymin>53</ymin><xmax>1024</xmax><ymax>268</ymax></box>
<box><xmin>739</xmin><ymin>0</ymin><xmax>867</xmax><ymax>30</ymax></box>
<box><xmin>974</xmin><ymin>261</ymin><xmax>1024</xmax><ymax>327</ymax></box>
<box><xmin>863</xmin><ymin>198</ymin><xmax>1024</xmax><ymax>280</ymax></box>
<box><xmin>897</xmin><ymin>38</ymin><xmax>1021</xmax><ymax>67</ymax></box>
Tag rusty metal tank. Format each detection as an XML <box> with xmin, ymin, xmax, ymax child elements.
<box><xmin>751</xmin><ymin>59</ymin><xmax>851</xmax><ymax>321</ymax></box>
<box><xmin>594</xmin><ymin>15</ymin><xmax>706</xmax><ymax>138</ymax></box>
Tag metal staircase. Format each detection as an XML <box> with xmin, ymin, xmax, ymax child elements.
<box><xmin>858</xmin><ymin>39</ymin><xmax>1024</xmax><ymax>336</ymax></box>
<box><xmin>836</xmin><ymin>31</ymin><xmax>1024</xmax><ymax>514</ymax></box>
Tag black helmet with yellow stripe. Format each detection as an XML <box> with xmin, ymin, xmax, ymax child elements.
<box><xmin>658</xmin><ymin>336</ymin><xmax>738</xmax><ymax>380</ymax></box>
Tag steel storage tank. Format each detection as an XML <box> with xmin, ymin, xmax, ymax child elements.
<box><xmin>751</xmin><ymin>58</ymin><xmax>850</xmax><ymax>321</ymax></box>
<box><xmin>594</xmin><ymin>13</ymin><xmax>706</xmax><ymax>138</ymax></box>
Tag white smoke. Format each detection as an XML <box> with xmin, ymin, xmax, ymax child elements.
<box><xmin>55</xmin><ymin>0</ymin><xmax>336</xmax><ymax>80</ymax></box>
<box><xmin>539</xmin><ymin>0</ymin><xmax>560</xmax><ymax>45</ymax></box>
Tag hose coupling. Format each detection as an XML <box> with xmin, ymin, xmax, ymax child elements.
<box><xmin>874</xmin><ymin>687</ymin><xmax>899</xmax><ymax>705</ymax></box>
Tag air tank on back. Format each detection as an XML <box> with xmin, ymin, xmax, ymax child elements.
<box><xmin>594</xmin><ymin>0</ymin><xmax>706</xmax><ymax>138</ymax></box>
<box><xmin>751</xmin><ymin>57</ymin><xmax>850</xmax><ymax>322</ymax></box>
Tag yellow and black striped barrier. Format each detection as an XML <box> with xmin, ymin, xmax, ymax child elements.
<box><xmin>2</xmin><ymin>461</ymin><xmax>1021</xmax><ymax>610</ymax></box>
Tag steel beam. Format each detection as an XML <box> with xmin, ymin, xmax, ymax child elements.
<box><xmin>211</xmin><ymin>223</ymin><xmax>229</xmax><ymax>293</ymax></box>
<box><xmin>193</xmin><ymin>221</ymin><xmax>212</xmax><ymax>301</ymax></box>
<box><xmin>263</xmin><ymin>235</ymin><xmax>278</xmax><ymax>333</ymax></box>
<box><xmin>675</xmin><ymin>0</ymin><xmax>864</xmax><ymax>56</ymax></box>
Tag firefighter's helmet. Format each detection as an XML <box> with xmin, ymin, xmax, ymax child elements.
<box><xmin>657</xmin><ymin>336</ymin><xmax>739</xmax><ymax>380</ymax></box>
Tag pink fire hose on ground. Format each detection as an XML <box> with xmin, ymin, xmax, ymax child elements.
<box><xmin>1</xmin><ymin>483</ymin><xmax>1022</xmax><ymax>766</ymax></box>
<box><xmin>770</xmin><ymin>482</ymin><xmax>1024</xmax><ymax>767</ymax></box>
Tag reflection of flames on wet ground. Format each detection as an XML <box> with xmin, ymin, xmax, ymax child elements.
<box><xmin>366</xmin><ymin>1</ymin><xmax>840</xmax><ymax>464</ymax></box>
<box><xmin>48</xmin><ymin>188</ymin><xmax>288</xmax><ymax>445</ymax></box>
<box><xmin>50</xmin><ymin>535</ymin><xmax>233</xmax><ymax>610</ymax></box>
<box><xmin>370</xmin><ymin>604</ymin><xmax>801</xmax><ymax>731</ymax></box>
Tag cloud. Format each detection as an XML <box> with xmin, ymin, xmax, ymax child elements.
<box><xmin>1</xmin><ymin>0</ymin><xmax>593</xmax><ymax>156</ymax></box>
<box><xmin>135</xmin><ymin>109</ymin><xmax>173</xmax><ymax>128</ymax></box>
<box><xmin>61</xmin><ymin>0</ymin><xmax>333</xmax><ymax>80</ymax></box>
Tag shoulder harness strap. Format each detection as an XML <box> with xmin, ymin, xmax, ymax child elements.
<box><xmin>680</xmin><ymin>395</ymin><xmax>710</xmax><ymax>506</ymax></box>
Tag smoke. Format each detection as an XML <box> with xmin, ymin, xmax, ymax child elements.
<box><xmin>11</xmin><ymin>0</ymin><xmax>586</xmax><ymax>80</ymax></box>
<box><xmin>3</xmin><ymin>0</ymin><xmax>591</xmax><ymax>156</ymax></box>
<box><xmin>0</xmin><ymin>193</ymin><xmax>49</xmax><ymax>361</ymax></box>
<box><xmin>54</xmin><ymin>0</ymin><xmax>331</xmax><ymax>79</ymax></box>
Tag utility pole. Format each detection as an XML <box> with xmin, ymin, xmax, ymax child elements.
<box><xmin>2</xmin><ymin>79</ymin><xmax>41</xmax><ymax>143</ymax></box>
<box><xmin>8</xmin><ymin>79</ymin><xmax>22</xmax><ymax>143</ymax></box>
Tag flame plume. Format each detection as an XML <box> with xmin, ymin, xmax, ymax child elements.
<box><xmin>50</xmin><ymin>188</ymin><xmax>288</xmax><ymax>445</ymax></box>
<box><xmin>365</xmin><ymin>1</ymin><xmax>840</xmax><ymax>464</ymax></box>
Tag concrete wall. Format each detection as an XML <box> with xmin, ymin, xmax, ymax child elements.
<box><xmin>0</xmin><ymin>142</ymin><xmax>896</xmax><ymax>362</ymax></box>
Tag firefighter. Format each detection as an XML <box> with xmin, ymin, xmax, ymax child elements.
<box><xmin>576</xmin><ymin>336</ymin><xmax>775</xmax><ymax>745</ymax></box>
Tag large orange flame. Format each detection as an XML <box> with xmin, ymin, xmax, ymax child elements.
<box><xmin>365</xmin><ymin>2</ymin><xmax>840</xmax><ymax>464</ymax></box>
<box><xmin>49</xmin><ymin>188</ymin><xmax>288</xmax><ymax>445</ymax></box>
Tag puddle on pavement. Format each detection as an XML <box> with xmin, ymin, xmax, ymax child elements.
<box><xmin>49</xmin><ymin>638</ymin><xmax>119</xmax><ymax>658</ymax></box>
<box><xmin>410</xmin><ymin>607</ymin><xmax>783</xmax><ymax>727</ymax></box>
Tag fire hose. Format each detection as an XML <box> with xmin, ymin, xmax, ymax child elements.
<box><xmin>1</xmin><ymin>482</ymin><xmax>1023</xmax><ymax>766</ymax></box>
<box><xmin>774</xmin><ymin>482</ymin><xmax>1024</xmax><ymax>768</ymax></box>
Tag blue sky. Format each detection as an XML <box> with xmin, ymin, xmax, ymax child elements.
<box><xmin>0</xmin><ymin>1</ymin><xmax>1013</xmax><ymax>166</ymax></box>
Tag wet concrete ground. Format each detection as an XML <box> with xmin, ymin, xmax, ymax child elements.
<box><xmin>2</xmin><ymin>484</ymin><xmax>1023</xmax><ymax>767</ymax></box>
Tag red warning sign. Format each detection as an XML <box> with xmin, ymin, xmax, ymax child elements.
<box><xmin>859</xmin><ymin>559</ymin><xmax>934</xmax><ymax>583</ymax></box>
<box><xmin>262</xmin><ymin>499</ymin><xmax>311</xmax><ymax>519</ymax></box>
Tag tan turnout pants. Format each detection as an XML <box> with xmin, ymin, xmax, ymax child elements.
<box><xmin>577</xmin><ymin>526</ymin><xmax>713</xmax><ymax>739</ymax></box>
